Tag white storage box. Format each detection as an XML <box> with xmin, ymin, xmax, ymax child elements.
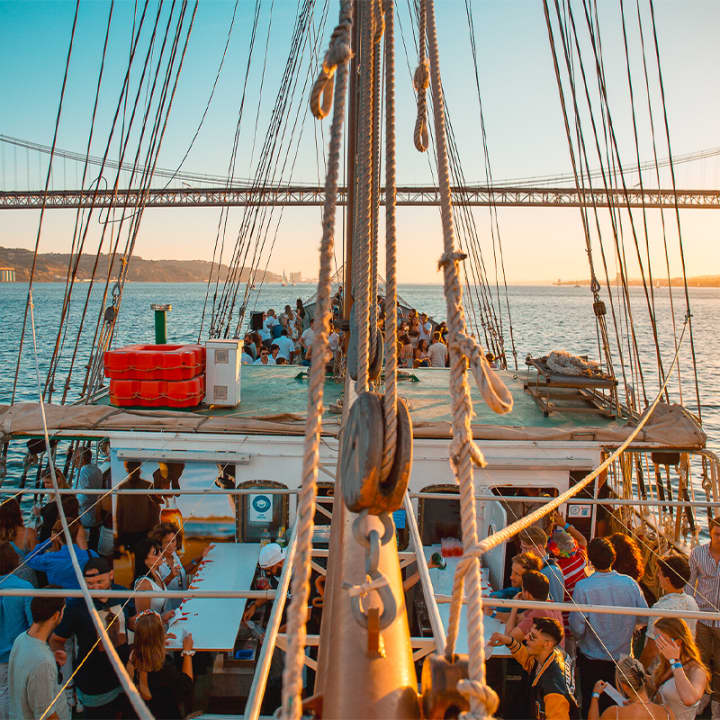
<box><xmin>204</xmin><ymin>339</ymin><xmax>243</xmax><ymax>407</ymax></box>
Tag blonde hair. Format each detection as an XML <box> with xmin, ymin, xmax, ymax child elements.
<box><xmin>615</xmin><ymin>655</ymin><xmax>650</xmax><ymax>696</ymax></box>
<box><xmin>133</xmin><ymin>611</ymin><xmax>167</xmax><ymax>672</ymax></box>
<box><xmin>653</xmin><ymin>617</ymin><xmax>709</xmax><ymax>690</ymax></box>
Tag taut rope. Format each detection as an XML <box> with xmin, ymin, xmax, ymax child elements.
<box><xmin>281</xmin><ymin>2</ymin><xmax>353</xmax><ymax>718</ymax></box>
<box><xmin>423</xmin><ymin>1</ymin><xmax>512</xmax><ymax>717</ymax></box>
<box><xmin>381</xmin><ymin>0</ymin><xmax>398</xmax><ymax>481</ymax></box>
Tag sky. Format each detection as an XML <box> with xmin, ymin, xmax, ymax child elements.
<box><xmin>1</xmin><ymin>0</ymin><xmax>720</xmax><ymax>284</ymax></box>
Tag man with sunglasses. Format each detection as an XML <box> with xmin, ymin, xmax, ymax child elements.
<box><xmin>490</xmin><ymin>616</ymin><xmax>577</xmax><ymax>720</ymax></box>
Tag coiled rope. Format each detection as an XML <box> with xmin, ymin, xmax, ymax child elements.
<box><xmin>423</xmin><ymin>1</ymin><xmax>513</xmax><ymax>716</ymax></box>
<box><xmin>281</xmin><ymin>2</ymin><xmax>353</xmax><ymax>718</ymax></box>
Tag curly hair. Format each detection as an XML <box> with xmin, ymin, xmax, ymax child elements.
<box><xmin>609</xmin><ymin>532</ymin><xmax>645</xmax><ymax>581</ymax></box>
<box><xmin>0</xmin><ymin>499</ymin><xmax>23</xmax><ymax>543</ymax></box>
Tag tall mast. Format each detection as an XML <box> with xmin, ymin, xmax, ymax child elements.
<box><xmin>314</xmin><ymin>2</ymin><xmax>420</xmax><ymax>716</ymax></box>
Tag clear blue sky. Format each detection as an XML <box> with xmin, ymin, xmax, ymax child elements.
<box><xmin>1</xmin><ymin>0</ymin><xmax>720</xmax><ymax>283</ymax></box>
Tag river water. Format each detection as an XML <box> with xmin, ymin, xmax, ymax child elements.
<box><xmin>1</xmin><ymin>281</ymin><xmax>718</xmax><ymax>504</ymax></box>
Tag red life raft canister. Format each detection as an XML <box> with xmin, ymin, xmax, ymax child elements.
<box><xmin>104</xmin><ymin>344</ymin><xmax>206</xmax><ymax>408</ymax></box>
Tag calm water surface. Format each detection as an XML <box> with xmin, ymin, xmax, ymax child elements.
<box><xmin>1</xmin><ymin>281</ymin><xmax>718</xmax><ymax>497</ymax></box>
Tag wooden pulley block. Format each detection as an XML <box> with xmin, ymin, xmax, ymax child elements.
<box><xmin>347</xmin><ymin>304</ymin><xmax>383</xmax><ymax>382</ymax></box>
<box><xmin>421</xmin><ymin>653</ymin><xmax>469</xmax><ymax>720</ymax></box>
<box><xmin>340</xmin><ymin>391</ymin><xmax>384</xmax><ymax>513</ymax></box>
<box><xmin>376</xmin><ymin>396</ymin><xmax>413</xmax><ymax>513</ymax></box>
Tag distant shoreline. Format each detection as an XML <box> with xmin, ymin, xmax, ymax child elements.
<box><xmin>553</xmin><ymin>277</ymin><xmax>720</xmax><ymax>288</ymax></box>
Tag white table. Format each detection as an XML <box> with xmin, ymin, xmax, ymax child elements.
<box><xmin>166</xmin><ymin>542</ymin><xmax>261</xmax><ymax>651</ymax></box>
<box><xmin>423</xmin><ymin>545</ymin><xmax>510</xmax><ymax>658</ymax></box>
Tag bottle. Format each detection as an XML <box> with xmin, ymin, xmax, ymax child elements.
<box><xmin>260</xmin><ymin>527</ymin><xmax>271</xmax><ymax>547</ymax></box>
<box><xmin>277</xmin><ymin>526</ymin><xmax>287</xmax><ymax>548</ymax></box>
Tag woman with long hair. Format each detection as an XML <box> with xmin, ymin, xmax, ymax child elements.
<box><xmin>589</xmin><ymin>655</ymin><xmax>674</xmax><ymax>720</ymax></box>
<box><xmin>651</xmin><ymin>617</ymin><xmax>708</xmax><ymax>720</ymax></box>
<box><xmin>126</xmin><ymin>610</ymin><xmax>194</xmax><ymax>718</ymax></box>
<box><xmin>609</xmin><ymin>532</ymin><xmax>645</xmax><ymax>582</ymax></box>
<box><xmin>133</xmin><ymin>537</ymin><xmax>173</xmax><ymax>623</ymax></box>
<box><xmin>414</xmin><ymin>338</ymin><xmax>431</xmax><ymax>368</ymax></box>
<box><xmin>0</xmin><ymin>498</ymin><xmax>35</xmax><ymax>559</ymax></box>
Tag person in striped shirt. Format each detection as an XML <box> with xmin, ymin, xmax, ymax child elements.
<box><xmin>547</xmin><ymin>514</ymin><xmax>588</xmax><ymax>600</ymax></box>
<box><xmin>687</xmin><ymin>515</ymin><xmax>720</xmax><ymax>719</ymax></box>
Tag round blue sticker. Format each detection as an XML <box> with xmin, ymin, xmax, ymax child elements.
<box><xmin>252</xmin><ymin>495</ymin><xmax>272</xmax><ymax>513</ymax></box>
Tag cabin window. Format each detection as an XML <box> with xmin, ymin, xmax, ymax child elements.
<box><xmin>418</xmin><ymin>484</ymin><xmax>460</xmax><ymax>546</ymax></box>
<box><xmin>490</xmin><ymin>486</ymin><xmax>558</xmax><ymax>527</ymax></box>
<box><xmin>236</xmin><ymin>480</ymin><xmax>289</xmax><ymax>543</ymax></box>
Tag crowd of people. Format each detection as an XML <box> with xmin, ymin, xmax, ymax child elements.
<box><xmin>239</xmin><ymin>290</ymin><xmax>491</xmax><ymax>370</ymax></box>
<box><xmin>482</xmin><ymin>512</ymin><xmax>720</xmax><ymax>720</ymax></box>
<box><xmin>0</xmin><ymin>453</ymin><xmax>206</xmax><ymax>719</ymax></box>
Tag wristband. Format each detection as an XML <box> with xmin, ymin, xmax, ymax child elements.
<box><xmin>564</xmin><ymin>522</ymin><xmax>571</xmax><ymax>531</ymax></box>
<box><xmin>671</xmin><ymin>660</ymin><xmax>683</xmax><ymax>670</ymax></box>
<box><xmin>591</xmin><ymin>692</ymin><xmax>600</xmax><ymax>699</ymax></box>
<box><xmin>181</xmin><ymin>649</ymin><xmax>196</xmax><ymax>657</ymax></box>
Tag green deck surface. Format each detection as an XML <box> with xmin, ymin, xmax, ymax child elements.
<box><xmin>184</xmin><ymin>365</ymin><xmax>621</xmax><ymax>430</ymax></box>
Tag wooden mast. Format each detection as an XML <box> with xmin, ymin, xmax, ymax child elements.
<box><xmin>314</xmin><ymin>2</ymin><xmax>420</xmax><ymax>716</ymax></box>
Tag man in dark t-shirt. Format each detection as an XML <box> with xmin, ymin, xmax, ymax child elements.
<box><xmin>50</xmin><ymin>557</ymin><xmax>131</xmax><ymax>719</ymax></box>
<box><xmin>490</xmin><ymin>617</ymin><xmax>577</xmax><ymax>720</ymax></box>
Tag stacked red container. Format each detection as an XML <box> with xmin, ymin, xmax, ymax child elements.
<box><xmin>104</xmin><ymin>344</ymin><xmax>206</xmax><ymax>408</ymax></box>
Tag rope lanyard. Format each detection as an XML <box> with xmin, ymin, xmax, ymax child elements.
<box><xmin>281</xmin><ymin>2</ymin><xmax>353</xmax><ymax>717</ymax></box>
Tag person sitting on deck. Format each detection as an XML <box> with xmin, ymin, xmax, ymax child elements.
<box><xmin>126</xmin><ymin>610</ymin><xmax>194</xmax><ymax>720</ymax></box>
<box><xmin>490</xmin><ymin>616</ymin><xmax>577</xmax><ymax>720</ymax></box>
<box><xmin>640</xmin><ymin>554</ymin><xmax>698</xmax><ymax>671</ymax></box>
<box><xmin>506</xmin><ymin>570</ymin><xmax>565</xmax><ymax>648</ymax></box>
<box><xmin>486</xmin><ymin>551</ymin><xmax>542</xmax><ymax>621</ymax></box>
<box><xmin>519</xmin><ymin>527</ymin><xmax>566</xmax><ymax>603</ymax></box>
<box><xmin>116</xmin><ymin>461</ymin><xmax>160</xmax><ymax>552</ymax></box>
<box><xmin>273</xmin><ymin>327</ymin><xmax>296</xmax><ymax>363</ymax></box>
<box><xmin>414</xmin><ymin>338</ymin><xmax>431</xmax><ymax>368</ymax></box>
<box><xmin>254</xmin><ymin>348</ymin><xmax>276</xmax><ymax>365</ymax></box>
<box><xmin>570</xmin><ymin>537</ymin><xmax>648</xmax><ymax>717</ymax></box>
<box><xmin>300</xmin><ymin>318</ymin><xmax>315</xmax><ymax>358</ymax></box>
<box><xmin>588</xmin><ymin>655</ymin><xmax>673</xmax><ymax>720</ymax></box>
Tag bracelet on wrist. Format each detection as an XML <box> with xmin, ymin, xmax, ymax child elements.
<box><xmin>591</xmin><ymin>692</ymin><xmax>600</xmax><ymax>699</ymax></box>
<box><xmin>671</xmin><ymin>660</ymin><xmax>683</xmax><ymax>670</ymax></box>
<box><xmin>564</xmin><ymin>522</ymin><xmax>571</xmax><ymax>531</ymax></box>
<box><xmin>181</xmin><ymin>649</ymin><xmax>196</xmax><ymax>657</ymax></box>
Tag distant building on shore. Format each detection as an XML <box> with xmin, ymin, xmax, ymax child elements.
<box><xmin>289</xmin><ymin>271</ymin><xmax>302</xmax><ymax>283</ymax></box>
<box><xmin>0</xmin><ymin>267</ymin><xmax>15</xmax><ymax>282</ymax></box>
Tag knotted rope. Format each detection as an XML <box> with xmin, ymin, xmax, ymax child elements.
<box><xmin>424</xmin><ymin>1</ymin><xmax>512</xmax><ymax>717</ymax></box>
<box><xmin>413</xmin><ymin>0</ymin><xmax>430</xmax><ymax>152</ymax></box>
<box><xmin>443</xmin><ymin>318</ymin><xmax>690</xmax><ymax>717</ymax></box>
<box><xmin>309</xmin><ymin>4</ymin><xmax>354</xmax><ymax>120</ymax></box>
<box><xmin>281</xmin><ymin>3</ymin><xmax>353</xmax><ymax>718</ymax></box>
<box><xmin>380</xmin><ymin>0</ymin><xmax>398</xmax><ymax>481</ymax></box>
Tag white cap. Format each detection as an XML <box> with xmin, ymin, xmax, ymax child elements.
<box><xmin>258</xmin><ymin>543</ymin><xmax>286</xmax><ymax>568</ymax></box>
